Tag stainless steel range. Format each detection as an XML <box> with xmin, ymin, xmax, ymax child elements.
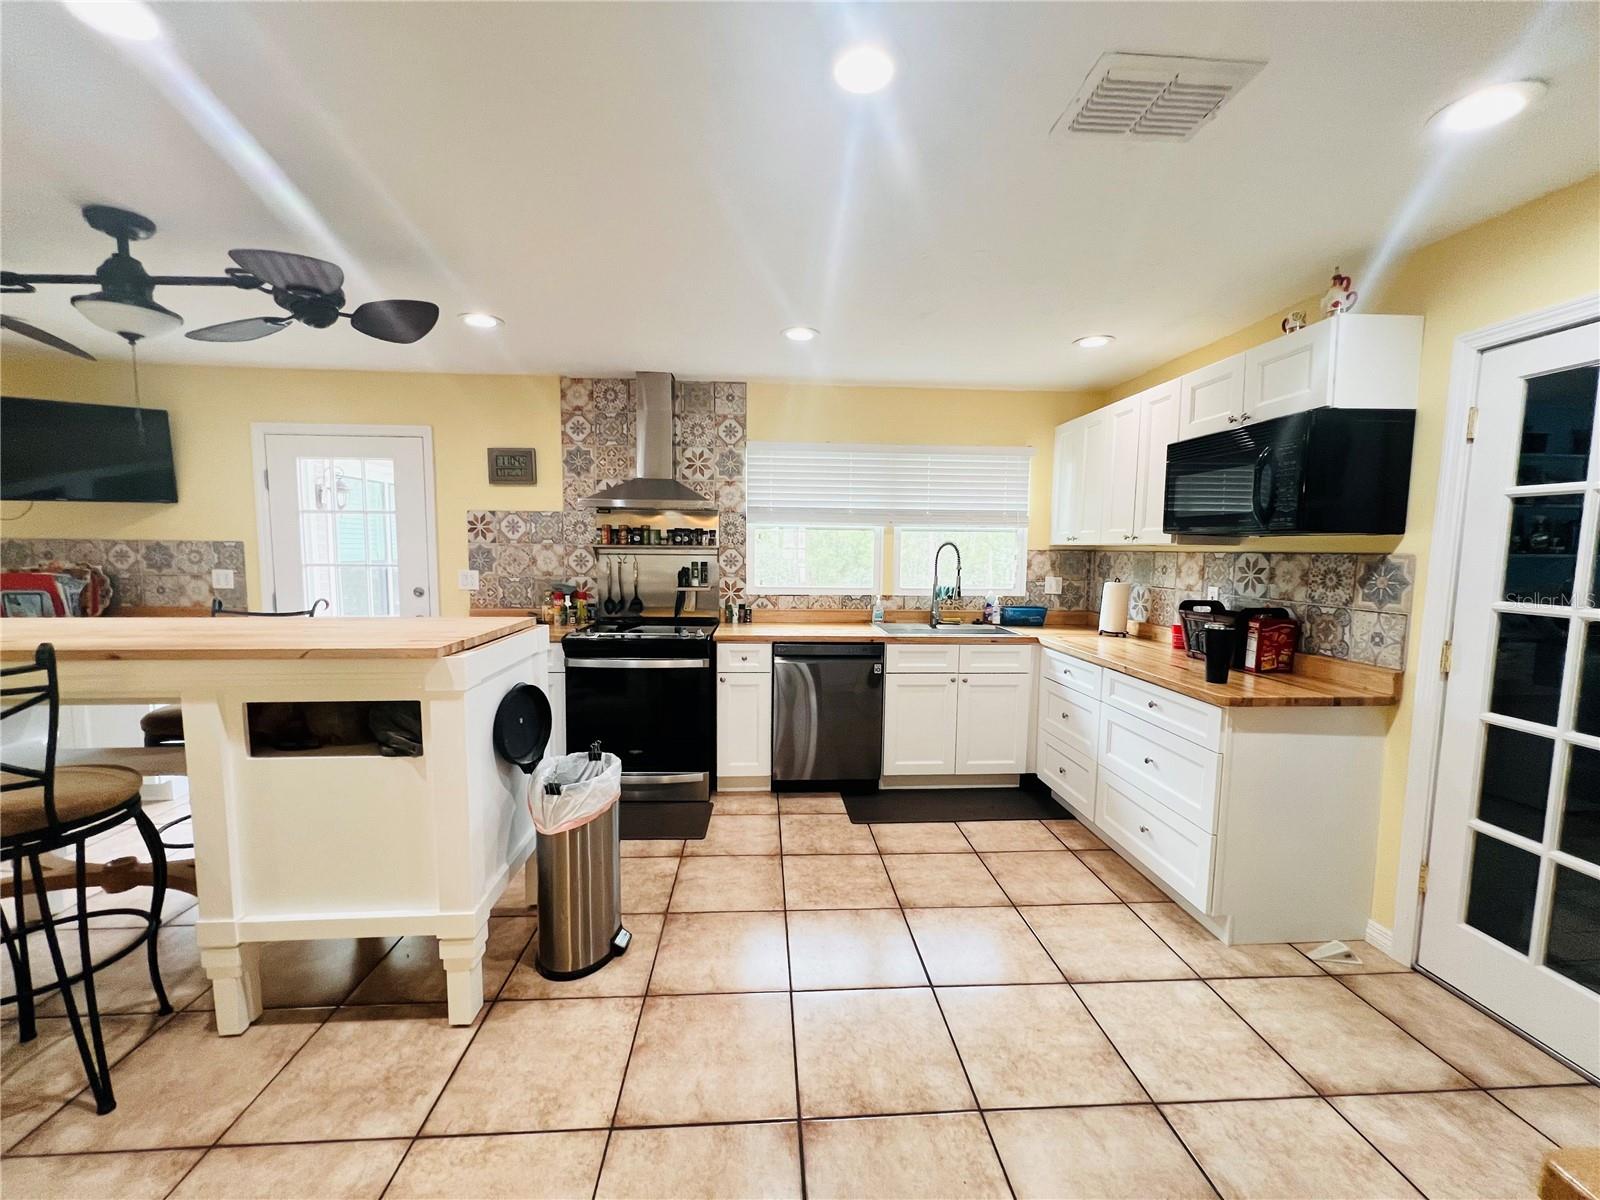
<box><xmin>562</xmin><ymin>616</ymin><xmax>716</xmax><ymax>802</ymax></box>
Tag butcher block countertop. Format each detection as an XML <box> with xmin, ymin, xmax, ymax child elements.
<box><xmin>1</xmin><ymin>616</ymin><xmax>540</xmax><ymax>661</ymax></box>
<box><xmin>714</xmin><ymin>622</ymin><xmax>1025</xmax><ymax>645</ymax></box>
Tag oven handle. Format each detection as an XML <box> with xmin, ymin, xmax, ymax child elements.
<box><xmin>1251</xmin><ymin>447</ymin><xmax>1276</xmax><ymax>530</ymax></box>
<box><xmin>624</xmin><ymin>772</ymin><xmax>707</xmax><ymax>785</ymax></box>
<box><xmin>566</xmin><ymin>658</ymin><xmax>708</xmax><ymax>669</ymax></box>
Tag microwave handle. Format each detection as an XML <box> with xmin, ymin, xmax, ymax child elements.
<box><xmin>1251</xmin><ymin>448</ymin><xmax>1275</xmax><ymax>529</ymax></box>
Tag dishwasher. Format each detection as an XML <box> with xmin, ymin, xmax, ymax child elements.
<box><xmin>772</xmin><ymin>643</ymin><xmax>884</xmax><ymax>787</ymax></box>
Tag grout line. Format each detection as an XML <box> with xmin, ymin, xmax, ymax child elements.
<box><xmin>778</xmin><ymin>803</ymin><xmax>808</xmax><ymax>1200</ymax></box>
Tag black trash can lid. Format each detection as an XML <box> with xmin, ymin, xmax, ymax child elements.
<box><xmin>493</xmin><ymin>683</ymin><xmax>552</xmax><ymax>774</ymax></box>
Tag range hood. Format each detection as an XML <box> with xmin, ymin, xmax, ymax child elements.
<box><xmin>580</xmin><ymin>371</ymin><xmax>716</xmax><ymax>512</ymax></box>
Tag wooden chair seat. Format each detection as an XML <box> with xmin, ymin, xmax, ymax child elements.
<box><xmin>1</xmin><ymin>765</ymin><xmax>143</xmax><ymax>837</ymax></box>
<box><xmin>58</xmin><ymin>745</ymin><xmax>188</xmax><ymax>778</ymax></box>
<box><xmin>139</xmin><ymin>705</ymin><xmax>184</xmax><ymax>745</ymax></box>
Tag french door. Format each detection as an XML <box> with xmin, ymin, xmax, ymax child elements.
<box><xmin>1420</xmin><ymin>321</ymin><xmax>1599</xmax><ymax>1074</ymax></box>
<box><xmin>258</xmin><ymin>428</ymin><xmax>436</xmax><ymax>617</ymax></box>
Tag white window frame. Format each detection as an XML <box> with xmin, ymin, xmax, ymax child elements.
<box><xmin>744</xmin><ymin>520</ymin><xmax>885</xmax><ymax>596</ymax></box>
<box><xmin>892</xmin><ymin>524</ymin><xmax>1028</xmax><ymax>596</ymax></box>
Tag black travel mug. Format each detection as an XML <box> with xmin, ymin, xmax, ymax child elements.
<box><xmin>1202</xmin><ymin>624</ymin><xmax>1234</xmax><ymax>684</ymax></box>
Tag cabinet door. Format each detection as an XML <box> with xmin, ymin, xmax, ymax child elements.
<box><xmin>1100</xmin><ymin>397</ymin><xmax>1143</xmax><ymax>543</ymax></box>
<box><xmin>1074</xmin><ymin>409</ymin><xmax>1112</xmax><ymax>542</ymax></box>
<box><xmin>882</xmin><ymin>674</ymin><xmax>958</xmax><ymax>775</ymax></box>
<box><xmin>1134</xmin><ymin>381</ymin><xmax>1179</xmax><ymax>544</ymax></box>
<box><xmin>546</xmin><ymin>670</ymin><xmax>567</xmax><ymax>757</ymax></box>
<box><xmin>1177</xmin><ymin>353</ymin><xmax>1245</xmax><ymax>440</ymax></box>
<box><xmin>1050</xmin><ymin>419</ymin><xmax>1088</xmax><ymax>545</ymax></box>
<box><xmin>1243</xmin><ymin>321</ymin><xmax>1331</xmax><ymax>425</ymax></box>
<box><xmin>716</xmin><ymin>671</ymin><xmax>771</xmax><ymax>777</ymax></box>
<box><xmin>955</xmin><ymin>673</ymin><xmax>1029</xmax><ymax>774</ymax></box>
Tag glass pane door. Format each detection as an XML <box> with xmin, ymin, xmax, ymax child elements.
<box><xmin>293</xmin><ymin>456</ymin><xmax>400</xmax><ymax>616</ymax></box>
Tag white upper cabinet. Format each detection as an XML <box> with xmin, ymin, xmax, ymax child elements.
<box><xmin>1100</xmin><ymin>397</ymin><xmax>1143</xmax><ymax>543</ymax></box>
<box><xmin>1134</xmin><ymin>380</ymin><xmax>1179</xmax><ymax>544</ymax></box>
<box><xmin>1050</xmin><ymin>408</ymin><xmax>1109</xmax><ymax>544</ymax></box>
<box><xmin>1242</xmin><ymin>320</ymin><xmax>1332</xmax><ymax>424</ymax></box>
<box><xmin>1176</xmin><ymin>353</ymin><xmax>1246</xmax><ymax>441</ymax></box>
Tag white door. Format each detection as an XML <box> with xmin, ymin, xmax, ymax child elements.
<box><xmin>1050</xmin><ymin>420</ymin><xmax>1087</xmax><ymax>545</ymax></box>
<box><xmin>1134</xmin><ymin>381</ymin><xmax>1180</xmax><ymax>544</ymax></box>
<box><xmin>1177</xmin><ymin>353</ymin><xmax>1246</xmax><ymax>441</ymax></box>
<box><xmin>955</xmin><ymin>673</ymin><xmax>1029</xmax><ymax>773</ymax></box>
<box><xmin>716</xmin><ymin>672</ymin><xmax>772</xmax><ymax>776</ymax></box>
<box><xmin>1100</xmin><ymin>398</ymin><xmax>1143</xmax><ymax>543</ymax></box>
<box><xmin>1244</xmin><ymin>321</ymin><xmax>1332</xmax><ymax>425</ymax></box>
<box><xmin>882</xmin><ymin>674</ymin><xmax>958</xmax><ymax>774</ymax></box>
<box><xmin>259</xmin><ymin>429</ymin><xmax>435</xmax><ymax>616</ymax></box>
<box><xmin>1419</xmin><ymin>321</ymin><xmax>1600</xmax><ymax>1074</ymax></box>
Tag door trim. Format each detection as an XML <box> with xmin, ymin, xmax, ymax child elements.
<box><xmin>249</xmin><ymin>422</ymin><xmax>440</xmax><ymax>616</ymax></box>
<box><xmin>1394</xmin><ymin>292</ymin><xmax>1599</xmax><ymax>966</ymax></box>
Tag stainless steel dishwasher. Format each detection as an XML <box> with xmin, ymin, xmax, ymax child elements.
<box><xmin>772</xmin><ymin>643</ymin><xmax>884</xmax><ymax>786</ymax></box>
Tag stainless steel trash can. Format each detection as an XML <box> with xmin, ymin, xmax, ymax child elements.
<box><xmin>534</xmin><ymin>802</ymin><xmax>630</xmax><ymax>979</ymax></box>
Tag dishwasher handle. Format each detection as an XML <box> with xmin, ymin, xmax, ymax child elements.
<box><xmin>772</xmin><ymin>642</ymin><xmax>884</xmax><ymax>661</ymax></box>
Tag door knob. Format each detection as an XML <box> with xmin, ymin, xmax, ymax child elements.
<box><xmin>412</xmin><ymin>587</ymin><xmax>425</xmax><ymax>597</ymax></box>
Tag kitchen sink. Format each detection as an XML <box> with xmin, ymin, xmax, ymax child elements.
<box><xmin>872</xmin><ymin>622</ymin><xmax>1020</xmax><ymax>637</ymax></box>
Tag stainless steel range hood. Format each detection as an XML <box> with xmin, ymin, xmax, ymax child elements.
<box><xmin>580</xmin><ymin>371</ymin><xmax>717</xmax><ymax>512</ymax></box>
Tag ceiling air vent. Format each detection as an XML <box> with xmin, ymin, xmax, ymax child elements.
<box><xmin>1053</xmin><ymin>52</ymin><xmax>1265</xmax><ymax>142</ymax></box>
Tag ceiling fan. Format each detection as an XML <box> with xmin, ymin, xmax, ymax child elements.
<box><xmin>0</xmin><ymin>204</ymin><xmax>440</xmax><ymax>360</ymax></box>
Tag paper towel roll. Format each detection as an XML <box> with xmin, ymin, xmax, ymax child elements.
<box><xmin>1098</xmin><ymin>581</ymin><xmax>1131</xmax><ymax>636</ymax></box>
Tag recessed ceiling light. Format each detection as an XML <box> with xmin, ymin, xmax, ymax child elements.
<box><xmin>460</xmin><ymin>312</ymin><xmax>503</xmax><ymax>329</ymax></box>
<box><xmin>783</xmin><ymin>325</ymin><xmax>819</xmax><ymax>343</ymax></box>
<box><xmin>1074</xmin><ymin>334</ymin><xmax>1115</xmax><ymax>349</ymax></box>
<box><xmin>64</xmin><ymin>0</ymin><xmax>163</xmax><ymax>42</ymax></box>
<box><xmin>833</xmin><ymin>45</ymin><xmax>895</xmax><ymax>94</ymax></box>
<box><xmin>1431</xmin><ymin>81</ymin><xmax>1546</xmax><ymax>134</ymax></box>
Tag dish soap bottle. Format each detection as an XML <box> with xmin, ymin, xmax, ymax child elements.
<box><xmin>982</xmin><ymin>596</ymin><xmax>997</xmax><ymax>625</ymax></box>
<box><xmin>871</xmin><ymin>595</ymin><xmax>885</xmax><ymax>622</ymax></box>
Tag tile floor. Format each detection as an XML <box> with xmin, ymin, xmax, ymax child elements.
<box><xmin>3</xmin><ymin>793</ymin><xmax>1595</xmax><ymax>1199</ymax></box>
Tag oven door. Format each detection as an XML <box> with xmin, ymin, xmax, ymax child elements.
<box><xmin>564</xmin><ymin>657</ymin><xmax>713</xmax><ymax>801</ymax></box>
<box><xmin>1163</xmin><ymin>416</ymin><xmax>1307</xmax><ymax>536</ymax></box>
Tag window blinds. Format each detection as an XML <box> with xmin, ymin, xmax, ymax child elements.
<box><xmin>746</xmin><ymin>442</ymin><xmax>1033</xmax><ymax>527</ymax></box>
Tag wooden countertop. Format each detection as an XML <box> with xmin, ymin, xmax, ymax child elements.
<box><xmin>714</xmin><ymin>622</ymin><xmax>1025</xmax><ymax>645</ymax></box>
<box><xmin>0</xmin><ymin>616</ymin><xmax>541</xmax><ymax>661</ymax></box>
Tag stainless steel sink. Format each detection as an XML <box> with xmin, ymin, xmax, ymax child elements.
<box><xmin>872</xmin><ymin>623</ymin><xmax>1020</xmax><ymax>637</ymax></box>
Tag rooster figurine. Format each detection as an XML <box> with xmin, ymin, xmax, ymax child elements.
<box><xmin>1320</xmin><ymin>269</ymin><xmax>1358</xmax><ymax>316</ymax></box>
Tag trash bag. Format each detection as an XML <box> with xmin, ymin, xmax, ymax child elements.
<box><xmin>526</xmin><ymin>750</ymin><xmax>622</xmax><ymax>835</ymax></box>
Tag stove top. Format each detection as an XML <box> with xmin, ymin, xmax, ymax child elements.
<box><xmin>562</xmin><ymin>617</ymin><xmax>718</xmax><ymax>654</ymax></box>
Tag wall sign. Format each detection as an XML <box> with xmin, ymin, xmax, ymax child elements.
<box><xmin>487</xmin><ymin>447</ymin><xmax>536</xmax><ymax>485</ymax></box>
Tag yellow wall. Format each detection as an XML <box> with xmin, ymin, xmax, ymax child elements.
<box><xmin>0</xmin><ymin>356</ymin><xmax>562</xmax><ymax>615</ymax></box>
<box><xmin>1095</xmin><ymin>174</ymin><xmax>1600</xmax><ymax>929</ymax></box>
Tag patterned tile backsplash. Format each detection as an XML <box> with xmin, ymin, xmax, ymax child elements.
<box><xmin>1</xmin><ymin>537</ymin><xmax>248</xmax><ymax>611</ymax></box>
<box><xmin>1088</xmin><ymin>550</ymin><xmax>1415</xmax><ymax>667</ymax></box>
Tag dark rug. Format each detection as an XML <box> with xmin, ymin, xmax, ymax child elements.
<box><xmin>843</xmin><ymin>787</ymin><xmax>1066</xmax><ymax>825</ymax></box>
<box><xmin>619</xmin><ymin>800</ymin><xmax>712</xmax><ymax>841</ymax></box>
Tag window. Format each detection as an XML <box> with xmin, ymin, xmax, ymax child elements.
<box><xmin>746</xmin><ymin>524</ymin><xmax>882</xmax><ymax>594</ymax></box>
<box><xmin>895</xmin><ymin>526</ymin><xmax>1026</xmax><ymax>595</ymax></box>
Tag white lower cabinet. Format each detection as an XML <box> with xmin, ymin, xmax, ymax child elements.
<box><xmin>1095</xmin><ymin>770</ymin><xmax>1213</xmax><ymax>910</ymax></box>
<box><xmin>882</xmin><ymin>674</ymin><xmax>959</xmax><ymax>774</ymax></box>
<box><xmin>955</xmin><ymin>673</ymin><xmax>1030</xmax><ymax>773</ymax></box>
<box><xmin>883</xmin><ymin>667</ymin><xmax>1030</xmax><ymax>776</ymax></box>
<box><xmin>1037</xmin><ymin>734</ymin><xmax>1095</xmax><ymax>812</ymax></box>
<box><xmin>716</xmin><ymin>670</ymin><xmax>771</xmax><ymax>777</ymax></box>
<box><xmin>546</xmin><ymin>647</ymin><xmax>567</xmax><ymax>756</ymax></box>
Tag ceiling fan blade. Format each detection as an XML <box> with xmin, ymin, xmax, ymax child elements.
<box><xmin>0</xmin><ymin>314</ymin><xmax>96</xmax><ymax>360</ymax></box>
<box><xmin>227</xmin><ymin>249</ymin><xmax>344</xmax><ymax>294</ymax></box>
<box><xmin>185</xmin><ymin>316</ymin><xmax>292</xmax><ymax>343</ymax></box>
<box><xmin>349</xmin><ymin>299</ymin><xmax>439</xmax><ymax>344</ymax></box>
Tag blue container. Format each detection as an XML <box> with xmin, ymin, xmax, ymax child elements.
<box><xmin>1000</xmin><ymin>605</ymin><xmax>1047</xmax><ymax>627</ymax></box>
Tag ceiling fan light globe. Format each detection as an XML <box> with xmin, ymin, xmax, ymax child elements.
<box><xmin>70</xmin><ymin>293</ymin><xmax>182</xmax><ymax>340</ymax></box>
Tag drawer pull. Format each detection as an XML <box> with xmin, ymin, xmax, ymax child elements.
<box><xmin>1057</xmin><ymin>766</ymin><xmax>1065</xmax><ymax>774</ymax></box>
<box><xmin>949</xmin><ymin>677</ymin><xmax>957</xmax><ymax>683</ymax></box>
<box><xmin>1143</xmin><ymin>756</ymin><xmax>1155</xmax><ymax>766</ymax></box>
<box><xmin>1146</xmin><ymin>700</ymin><xmax>1158</xmax><ymax>709</ymax></box>
<box><xmin>719</xmin><ymin>675</ymin><xmax>726</xmax><ymax>682</ymax></box>
<box><xmin>1139</xmin><ymin>824</ymin><xmax>1151</xmax><ymax>834</ymax></box>
<box><xmin>1061</xmin><ymin>712</ymin><xmax>1070</xmax><ymax>720</ymax></box>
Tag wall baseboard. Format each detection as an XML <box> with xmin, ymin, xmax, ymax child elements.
<box><xmin>1365</xmin><ymin>919</ymin><xmax>1397</xmax><ymax>958</ymax></box>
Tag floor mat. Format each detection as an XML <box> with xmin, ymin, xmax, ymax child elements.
<box><xmin>619</xmin><ymin>800</ymin><xmax>712</xmax><ymax>841</ymax></box>
<box><xmin>843</xmin><ymin>787</ymin><xmax>1066</xmax><ymax>825</ymax></box>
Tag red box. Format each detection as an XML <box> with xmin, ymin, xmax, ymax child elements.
<box><xmin>1243</xmin><ymin>616</ymin><xmax>1297</xmax><ymax>674</ymax></box>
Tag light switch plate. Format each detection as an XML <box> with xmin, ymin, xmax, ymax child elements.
<box><xmin>1043</xmin><ymin>575</ymin><xmax>1062</xmax><ymax>595</ymax></box>
<box><xmin>458</xmin><ymin>569</ymin><xmax>480</xmax><ymax>590</ymax></box>
<box><xmin>1207</xmin><ymin>585</ymin><xmax>1221</xmax><ymax>600</ymax></box>
<box><xmin>210</xmin><ymin>568</ymin><xmax>234</xmax><ymax>590</ymax></box>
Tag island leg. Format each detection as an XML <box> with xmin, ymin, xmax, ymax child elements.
<box><xmin>440</xmin><ymin>924</ymin><xmax>487</xmax><ymax>1026</ymax></box>
<box><xmin>201</xmin><ymin>944</ymin><xmax>262</xmax><ymax>1035</ymax></box>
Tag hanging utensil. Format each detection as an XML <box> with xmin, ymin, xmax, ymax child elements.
<box><xmin>628</xmin><ymin>555</ymin><xmax>645</xmax><ymax>613</ymax></box>
<box><xmin>602</xmin><ymin>557</ymin><xmax>618</xmax><ymax>615</ymax></box>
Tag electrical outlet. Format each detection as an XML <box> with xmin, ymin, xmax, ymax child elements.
<box><xmin>210</xmin><ymin>568</ymin><xmax>234</xmax><ymax>590</ymax></box>
<box><xmin>1207</xmin><ymin>585</ymin><xmax>1221</xmax><ymax>600</ymax></box>
<box><xmin>458</xmin><ymin>569</ymin><xmax>480</xmax><ymax>590</ymax></box>
<box><xmin>1043</xmin><ymin>574</ymin><xmax>1063</xmax><ymax>595</ymax></box>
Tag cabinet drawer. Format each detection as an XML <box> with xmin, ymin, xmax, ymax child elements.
<box><xmin>1095</xmin><ymin>771</ymin><xmax>1213</xmax><ymax>910</ymax></box>
<box><xmin>1040</xmin><ymin>648</ymin><xmax>1102</xmax><ymax>698</ymax></box>
<box><xmin>1038</xmin><ymin>734</ymin><xmax>1095</xmax><ymax>814</ymax></box>
<box><xmin>1037</xmin><ymin>678</ymin><xmax>1098</xmax><ymax>762</ymax></box>
<box><xmin>1098</xmin><ymin>708</ymin><xmax>1220</xmax><ymax>833</ymax></box>
<box><xmin>717</xmin><ymin>643</ymin><xmax>772</xmax><ymax>673</ymax></box>
<box><xmin>885</xmin><ymin>643</ymin><xmax>961</xmax><ymax>675</ymax></box>
<box><xmin>1100</xmin><ymin>671</ymin><xmax>1223</xmax><ymax>751</ymax></box>
<box><xmin>958</xmin><ymin>643</ymin><xmax>1033</xmax><ymax>675</ymax></box>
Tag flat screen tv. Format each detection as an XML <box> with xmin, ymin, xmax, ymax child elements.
<box><xmin>1</xmin><ymin>396</ymin><xmax>178</xmax><ymax>502</ymax></box>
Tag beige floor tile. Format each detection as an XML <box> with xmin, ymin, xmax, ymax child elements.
<box><xmin>981</xmin><ymin>851</ymin><xmax>1119</xmax><ymax>905</ymax></box>
<box><xmin>793</xmin><ymin>987</ymin><xmax>973</xmax><ymax>1118</ymax></box>
<box><xmin>938</xmin><ymin>983</ymin><xmax>1145</xmax><ymax>1108</ymax></box>
<box><xmin>621</xmin><ymin>857</ymin><xmax>680</xmax><ymax>913</ymax></box>
<box><xmin>868</xmin><ymin>822</ymin><xmax>971</xmax><ymax>854</ymax></box>
<box><xmin>1344</xmin><ymin>972</ymin><xmax>1584</xmax><ymax>1087</ymax></box>
<box><xmin>783</xmin><ymin>854</ymin><xmax>898</xmax><ymax>909</ymax></box>
<box><xmin>903</xmin><ymin>907</ymin><xmax>1063</xmax><ymax>985</ymax></box>
<box><xmin>424</xmin><ymin>997</ymin><xmax>641</xmax><ymax>1134</ymax></box>
<box><xmin>621</xmin><ymin>839</ymin><xmax>683</xmax><ymax>858</ymax></box>
<box><xmin>615</xmin><ymin>992</ymin><xmax>796</xmax><ymax>1125</ymax></box>
<box><xmin>683</xmin><ymin>813</ymin><xmax>780</xmax><ymax>856</ymax></box>
<box><xmin>669</xmin><ymin>856</ymin><xmax>783</xmax><ymax>911</ymax></box>
<box><xmin>502</xmin><ymin>914</ymin><xmax>663</xmax><ymax>1000</ymax></box>
<box><xmin>1333</xmin><ymin>1090</ymin><xmax>1556</xmax><ymax>1200</ymax></box>
<box><xmin>388</xmin><ymin>1131</ymin><xmax>608</xmax><ymax>1199</ymax></box>
<box><xmin>597</xmin><ymin>1121</ymin><xmax>803</xmax><ymax>1199</ymax></box>
<box><xmin>1212</xmin><ymin>977</ymin><xmax>1473</xmax><ymax>1095</ymax></box>
<box><xmin>1165</xmin><ymin>1097</ymin><xmax>1421</xmax><ymax>1199</ymax></box>
<box><xmin>187</xmin><ymin>937</ymin><xmax>400</xmax><ymax>1011</ymax></box>
<box><xmin>882</xmin><ymin>852</ymin><xmax>1008</xmax><ymax>907</ymax></box>
<box><xmin>802</xmin><ymin>1113</ymin><xmax>1011</xmax><ymax>1199</ymax></box>
<box><xmin>1021</xmin><ymin>903</ymin><xmax>1195</xmax><ymax>983</ymax></box>
<box><xmin>1077</xmin><ymin>849</ymin><xmax>1171</xmax><ymax>902</ymax></box>
<box><xmin>649</xmin><ymin>911</ymin><xmax>789</xmax><ymax>994</ymax></box>
<box><xmin>1076</xmin><ymin>981</ymin><xmax>1311</xmax><ymax>1103</ymax></box>
<box><xmin>786</xmin><ymin>910</ymin><xmax>927</xmax><ymax>990</ymax></box>
<box><xmin>225</xmin><ymin>1005</ymin><xmax>475</xmax><ymax>1143</ymax></box>
<box><xmin>67</xmin><ymin>885</ymin><xmax>197</xmax><ymax>928</ymax></box>
<box><xmin>988</xmin><ymin>1105</ymin><xmax>1218</xmax><ymax>1200</ymax></box>
<box><xmin>2</xmin><ymin>1014</ymin><xmax>167</xmax><ymax>1151</ymax></box>
<box><xmin>172</xmin><ymin>1139</ymin><xmax>409</xmax><ymax>1198</ymax></box>
<box><xmin>713</xmin><ymin>793</ymin><xmax>778</xmax><ymax>815</ymax></box>
<box><xmin>16</xmin><ymin>1009</ymin><xmax>324</xmax><ymax>1153</ymax></box>
<box><xmin>1043</xmin><ymin>818</ymin><xmax>1107</xmax><ymax>851</ymax></box>
<box><xmin>1490</xmin><ymin>1085</ymin><xmax>1600</xmax><ymax>1146</ymax></box>
<box><xmin>1291</xmin><ymin>938</ymin><xmax>1408</xmax><ymax>974</ymax></box>
<box><xmin>957</xmin><ymin>819</ymin><xmax>1062</xmax><ymax>851</ymax></box>
<box><xmin>492</xmin><ymin>866</ymin><xmax>534</xmax><ymax>915</ymax></box>
<box><xmin>778</xmin><ymin>793</ymin><xmax>845</xmax><ymax>814</ymax></box>
<box><xmin>0</xmin><ymin>1149</ymin><xmax>202</xmax><ymax>1199</ymax></box>
<box><xmin>780</xmin><ymin>813</ymin><xmax>877</xmax><ymax>854</ymax></box>
<box><xmin>1132</xmin><ymin>903</ymin><xmax>1321</xmax><ymax>978</ymax></box>
<box><xmin>345</xmin><ymin>917</ymin><xmax>535</xmax><ymax>1005</ymax></box>
<box><xmin>9</xmin><ymin>926</ymin><xmax>205</xmax><ymax>1018</ymax></box>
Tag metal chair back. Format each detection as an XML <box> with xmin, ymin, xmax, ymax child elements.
<box><xmin>210</xmin><ymin>597</ymin><xmax>328</xmax><ymax>617</ymax></box>
<box><xmin>0</xmin><ymin>644</ymin><xmax>61</xmax><ymax>834</ymax></box>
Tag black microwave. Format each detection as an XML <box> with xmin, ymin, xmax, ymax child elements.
<box><xmin>1163</xmin><ymin>408</ymin><xmax>1415</xmax><ymax>536</ymax></box>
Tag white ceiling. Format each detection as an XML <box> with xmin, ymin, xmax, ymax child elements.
<box><xmin>2</xmin><ymin>1</ymin><xmax>1596</xmax><ymax>388</ymax></box>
